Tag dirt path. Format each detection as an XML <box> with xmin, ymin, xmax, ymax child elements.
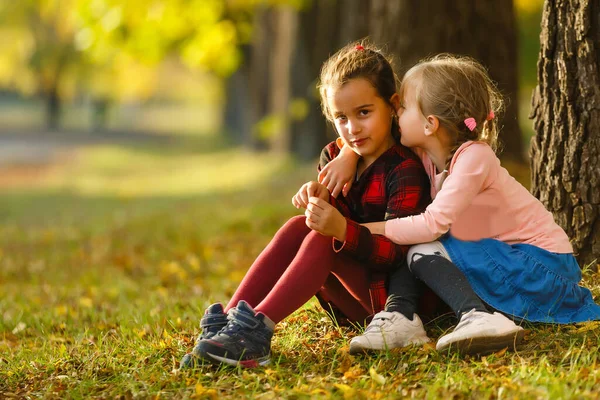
<box><xmin>0</xmin><ymin>130</ymin><xmax>175</xmax><ymax>187</ymax></box>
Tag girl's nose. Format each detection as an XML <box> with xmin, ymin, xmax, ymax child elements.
<box><xmin>348</xmin><ymin>120</ymin><xmax>362</xmax><ymax>135</ymax></box>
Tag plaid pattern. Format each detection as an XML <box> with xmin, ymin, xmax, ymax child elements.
<box><xmin>318</xmin><ymin>141</ymin><xmax>430</xmax><ymax>313</ymax></box>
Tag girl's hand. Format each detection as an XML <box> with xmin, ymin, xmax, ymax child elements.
<box><xmin>292</xmin><ymin>181</ymin><xmax>330</xmax><ymax>209</ymax></box>
<box><xmin>318</xmin><ymin>145</ymin><xmax>359</xmax><ymax>198</ymax></box>
<box><xmin>305</xmin><ymin>197</ymin><xmax>347</xmax><ymax>241</ymax></box>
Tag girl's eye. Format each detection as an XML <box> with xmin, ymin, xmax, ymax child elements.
<box><xmin>336</xmin><ymin>115</ymin><xmax>347</xmax><ymax>122</ymax></box>
<box><xmin>359</xmin><ymin>109</ymin><xmax>370</xmax><ymax>116</ymax></box>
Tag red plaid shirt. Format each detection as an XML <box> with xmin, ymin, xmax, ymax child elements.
<box><xmin>318</xmin><ymin>141</ymin><xmax>430</xmax><ymax>313</ymax></box>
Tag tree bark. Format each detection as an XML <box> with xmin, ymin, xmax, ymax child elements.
<box><xmin>530</xmin><ymin>0</ymin><xmax>600</xmax><ymax>268</ymax></box>
<box><xmin>247</xmin><ymin>7</ymin><xmax>274</xmax><ymax>150</ymax></box>
<box><xmin>269</xmin><ymin>6</ymin><xmax>298</xmax><ymax>154</ymax></box>
<box><xmin>369</xmin><ymin>0</ymin><xmax>523</xmax><ymax>160</ymax></box>
<box><xmin>45</xmin><ymin>85</ymin><xmax>61</xmax><ymax>131</ymax></box>
<box><xmin>223</xmin><ymin>45</ymin><xmax>252</xmax><ymax>144</ymax></box>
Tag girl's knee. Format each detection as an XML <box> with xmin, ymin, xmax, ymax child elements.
<box><xmin>282</xmin><ymin>215</ymin><xmax>308</xmax><ymax>230</ymax></box>
<box><xmin>288</xmin><ymin>215</ymin><xmax>306</xmax><ymax>225</ymax></box>
<box><xmin>306</xmin><ymin>229</ymin><xmax>331</xmax><ymax>246</ymax></box>
<box><xmin>407</xmin><ymin>243</ymin><xmax>432</xmax><ymax>269</ymax></box>
<box><xmin>407</xmin><ymin>241</ymin><xmax>448</xmax><ymax>271</ymax></box>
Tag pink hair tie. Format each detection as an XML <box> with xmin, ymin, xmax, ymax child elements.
<box><xmin>464</xmin><ymin>117</ymin><xmax>477</xmax><ymax>131</ymax></box>
<box><xmin>486</xmin><ymin>110</ymin><xmax>495</xmax><ymax>121</ymax></box>
<box><xmin>355</xmin><ymin>45</ymin><xmax>365</xmax><ymax>51</ymax></box>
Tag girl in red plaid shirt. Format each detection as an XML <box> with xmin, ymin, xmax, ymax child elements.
<box><xmin>180</xmin><ymin>42</ymin><xmax>431</xmax><ymax>369</ymax></box>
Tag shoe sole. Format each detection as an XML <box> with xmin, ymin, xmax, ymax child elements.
<box><xmin>206</xmin><ymin>352</ymin><xmax>270</xmax><ymax>368</ymax></box>
<box><xmin>349</xmin><ymin>337</ymin><xmax>431</xmax><ymax>355</ymax></box>
<box><xmin>437</xmin><ymin>329</ymin><xmax>525</xmax><ymax>356</ymax></box>
<box><xmin>349</xmin><ymin>344</ymin><xmax>382</xmax><ymax>355</ymax></box>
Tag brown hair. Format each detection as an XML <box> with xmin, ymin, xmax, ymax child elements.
<box><xmin>318</xmin><ymin>40</ymin><xmax>400</xmax><ymax>136</ymax></box>
<box><xmin>400</xmin><ymin>54</ymin><xmax>504</xmax><ymax>167</ymax></box>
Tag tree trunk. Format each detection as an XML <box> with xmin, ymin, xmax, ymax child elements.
<box><xmin>91</xmin><ymin>98</ymin><xmax>111</xmax><ymax>132</ymax></box>
<box><xmin>369</xmin><ymin>0</ymin><xmax>523</xmax><ymax>160</ymax></box>
<box><xmin>247</xmin><ymin>7</ymin><xmax>274</xmax><ymax>151</ymax></box>
<box><xmin>223</xmin><ymin>45</ymin><xmax>252</xmax><ymax>144</ymax></box>
<box><xmin>530</xmin><ymin>0</ymin><xmax>600</xmax><ymax>269</ymax></box>
<box><xmin>269</xmin><ymin>6</ymin><xmax>298</xmax><ymax>154</ymax></box>
<box><xmin>45</xmin><ymin>85</ymin><xmax>61</xmax><ymax>131</ymax></box>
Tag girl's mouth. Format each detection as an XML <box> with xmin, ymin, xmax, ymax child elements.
<box><xmin>353</xmin><ymin>138</ymin><xmax>368</xmax><ymax>147</ymax></box>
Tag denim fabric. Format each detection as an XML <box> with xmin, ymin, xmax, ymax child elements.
<box><xmin>441</xmin><ymin>235</ymin><xmax>600</xmax><ymax>323</ymax></box>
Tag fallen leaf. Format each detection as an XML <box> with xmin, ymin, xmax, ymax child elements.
<box><xmin>369</xmin><ymin>367</ymin><xmax>386</xmax><ymax>385</ymax></box>
<box><xmin>193</xmin><ymin>383</ymin><xmax>217</xmax><ymax>399</ymax></box>
<box><xmin>343</xmin><ymin>365</ymin><xmax>363</xmax><ymax>380</ymax></box>
<box><xmin>12</xmin><ymin>322</ymin><xmax>26</xmax><ymax>334</ymax></box>
<box><xmin>493</xmin><ymin>347</ymin><xmax>508</xmax><ymax>357</ymax></box>
<box><xmin>333</xmin><ymin>383</ymin><xmax>356</xmax><ymax>399</ymax></box>
<box><xmin>79</xmin><ymin>297</ymin><xmax>93</xmax><ymax>308</ymax></box>
<box><xmin>568</xmin><ymin>321</ymin><xmax>600</xmax><ymax>333</ymax></box>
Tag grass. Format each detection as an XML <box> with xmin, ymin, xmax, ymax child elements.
<box><xmin>1</xmin><ymin>136</ymin><xmax>600</xmax><ymax>399</ymax></box>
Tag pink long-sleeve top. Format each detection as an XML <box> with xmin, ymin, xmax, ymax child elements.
<box><xmin>385</xmin><ymin>141</ymin><xmax>573</xmax><ymax>253</ymax></box>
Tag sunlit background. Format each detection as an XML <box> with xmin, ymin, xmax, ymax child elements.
<box><xmin>0</xmin><ymin>0</ymin><xmax>542</xmax><ymax>198</ymax></box>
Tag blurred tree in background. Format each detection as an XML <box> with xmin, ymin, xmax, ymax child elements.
<box><xmin>0</xmin><ymin>0</ymin><xmax>83</xmax><ymax>129</ymax></box>
<box><xmin>0</xmin><ymin>0</ymin><xmax>245</xmax><ymax>131</ymax></box>
<box><xmin>77</xmin><ymin>0</ymin><xmax>245</xmax><ymax>130</ymax></box>
<box><xmin>530</xmin><ymin>0</ymin><xmax>600</xmax><ymax>268</ymax></box>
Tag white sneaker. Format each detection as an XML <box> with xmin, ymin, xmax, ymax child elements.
<box><xmin>349</xmin><ymin>311</ymin><xmax>431</xmax><ymax>355</ymax></box>
<box><xmin>436</xmin><ymin>309</ymin><xmax>525</xmax><ymax>355</ymax></box>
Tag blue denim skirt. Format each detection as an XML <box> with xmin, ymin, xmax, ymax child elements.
<box><xmin>440</xmin><ymin>235</ymin><xmax>600</xmax><ymax>323</ymax></box>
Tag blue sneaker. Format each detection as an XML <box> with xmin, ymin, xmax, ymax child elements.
<box><xmin>198</xmin><ymin>303</ymin><xmax>228</xmax><ymax>340</ymax></box>
<box><xmin>180</xmin><ymin>303</ymin><xmax>228</xmax><ymax>369</ymax></box>
<box><xmin>196</xmin><ymin>300</ymin><xmax>275</xmax><ymax>368</ymax></box>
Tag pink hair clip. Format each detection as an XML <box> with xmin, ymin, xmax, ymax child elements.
<box><xmin>486</xmin><ymin>110</ymin><xmax>495</xmax><ymax>121</ymax></box>
<box><xmin>355</xmin><ymin>45</ymin><xmax>365</xmax><ymax>51</ymax></box>
<box><xmin>464</xmin><ymin>117</ymin><xmax>477</xmax><ymax>131</ymax></box>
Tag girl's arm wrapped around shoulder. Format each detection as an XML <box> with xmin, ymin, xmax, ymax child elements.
<box><xmin>318</xmin><ymin>141</ymin><xmax>359</xmax><ymax>198</ymax></box>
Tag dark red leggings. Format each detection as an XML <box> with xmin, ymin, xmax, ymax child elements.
<box><xmin>225</xmin><ymin>215</ymin><xmax>373</xmax><ymax>323</ymax></box>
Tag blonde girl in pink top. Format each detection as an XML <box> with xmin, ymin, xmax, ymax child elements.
<box><xmin>320</xmin><ymin>54</ymin><xmax>600</xmax><ymax>356</ymax></box>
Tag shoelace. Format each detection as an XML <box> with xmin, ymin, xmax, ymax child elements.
<box><xmin>219</xmin><ymin>308</ymin><xmax>260</xmax><ymax>336</ymax></box>
<box><xmin>220</xmin><ymin>320</ymin><xmax>243</xmax><ymax>336</ymax></box>
<box><xmin>201</xmin><ymin>313</ymin><xmax>227</xmax><ymax>329</ymax></box>
<box><xmin>365</xmin><ymin>315</ymin><xmax>393</xmax><ymax>331</ymax></box>
<box><xmin>455</xmin><ymin>310</ymin><xmax>482</xmax><ymax>330</ymax></box>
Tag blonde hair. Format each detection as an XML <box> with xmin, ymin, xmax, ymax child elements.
<box><xmin>318</xmin><ymin>40</ymin><xmax>400</xmax><ymax>136</ymax></box>
<box><xmin>400</xmin><ymin>54</ymin><xmax>504</xmax><ymax>166</ymax></box>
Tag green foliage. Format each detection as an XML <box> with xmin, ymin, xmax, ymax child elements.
<box><xmin>514</xmin><ymin>0</ymin><xmax>544</xmax><ymax>144</ymax></box>
<box><xmin>0</xmin><ymin>0</ymin><xmax>311</xmax><ymax>106</ymax></box>
<box><xmin>255</xmin><ymin>113</ymin><xmax>285</xmax><ymax>141</ymax></box>
<box><xmin>516</xmin><ymin>0</ymin><xmax>544</xmax><ymax>91</ymax></box>
<box><xmin>0</xmin><ymin>0</ymin><xmax>82</xmax><ymax>98</ymax></box>
<box><xmin>1</xmin><ymin>139</ymin><xmax>600</xmax><ymax>398</ymax></box>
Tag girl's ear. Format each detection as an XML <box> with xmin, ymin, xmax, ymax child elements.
<box><xmin>390</xmin><ymin>93</ymin><xmax>401</xmax><ymax>112</ymax></box>
<box><xmin>424</xmin><ymin>115</ymin><xmax>440</xmax><ymax>136</ymax></box>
